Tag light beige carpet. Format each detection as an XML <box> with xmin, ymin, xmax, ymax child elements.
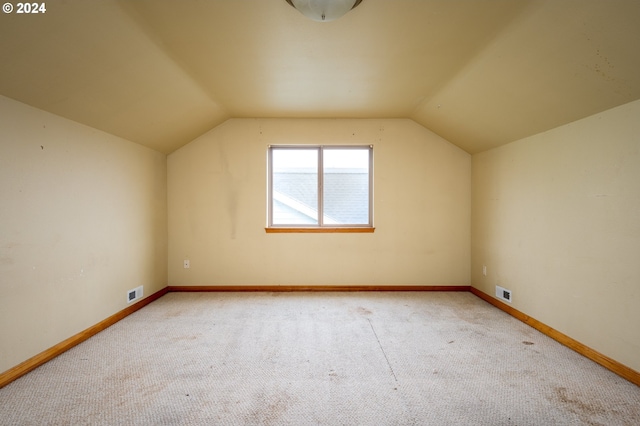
<box><xmin>1</xmin><ymin>292</ymin><xmax>638</xmax><ymax>425</ymax></box>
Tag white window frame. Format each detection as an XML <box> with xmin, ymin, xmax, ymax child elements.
<box><xmin>267</xmin><ymin>145</ymin><xmax>374</xmax><ymax>232</ymax></box>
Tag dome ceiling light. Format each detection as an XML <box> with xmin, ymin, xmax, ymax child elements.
<box><xmin>285</xmin><ymin>0</ymin><xmax>364</xmax><ymax>22</ymax></box>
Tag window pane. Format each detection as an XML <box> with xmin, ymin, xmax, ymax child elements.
<box><xmin>323</xmin><ymin>148</ymin><xmax>369</xmax><ymax>225</ymax></box>
<box><xmin>272</xmin><ymin>149</ymin><xmax>318</xmax><ymax>225</ymax></box>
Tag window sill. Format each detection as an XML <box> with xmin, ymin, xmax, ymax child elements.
<box><xmin>265</xmin><ymin>227</ymin><xmax>375</xmax><ymax>234</ymax></box>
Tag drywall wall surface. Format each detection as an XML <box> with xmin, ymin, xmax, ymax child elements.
<box><xmin>0</xmin><ymin>96</ymin><xmax>167</xmax><ymax>373</ymax></box>
<box><xmin>471</xmin><ymin>99</ymin><xmax>640</xmax><ymax>372</ymax></box>
<box><xmin>168</xmin><ymin>118</ymin><xmax>470</xmax><ymax>287</ymax></box>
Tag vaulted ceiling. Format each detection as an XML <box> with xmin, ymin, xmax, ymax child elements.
<box><xmin>1</xmin><ymin>0</ymin><xmax>639</xmax><ymax>154</ymax></box>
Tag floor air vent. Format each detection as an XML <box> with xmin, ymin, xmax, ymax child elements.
<box><xmin>127</xmin><ymin>286</ymin><xmax>143</xmax><ymax>304</ymax></box>
<box><xmin>496</xmin><ymin>285</ymin><xmax>512</xmax><ymax>303</ymax></box>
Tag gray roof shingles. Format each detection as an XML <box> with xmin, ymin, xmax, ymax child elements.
<box><xmin>273</xmin><ymin>169</ymin><xmax>369</xmax><ymax>225</ymax></box>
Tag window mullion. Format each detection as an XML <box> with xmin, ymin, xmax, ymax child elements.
<box><xmin>267</xmin><ymin>146</ymin><xmax>273</xmax><ymax>227</ymax></box>
<box><xmin>318</xmin><ymin>146</ymin><xmax>323</xmax><ymax>227</ymax></box>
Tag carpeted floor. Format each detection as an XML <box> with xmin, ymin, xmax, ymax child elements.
<box><xmin>1</xmin><ymin>292</ymin><xmax>639</xmax><ymax>425</ymax></box>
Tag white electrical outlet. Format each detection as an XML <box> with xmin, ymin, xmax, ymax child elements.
<box><xmin>127</xmin><ymin>286</ymin><xmax>144</xmax><ymax>304</ymax></box>
<box><xmin>496</xmin><ymin>285</ymin><xmax>512</xmax><ymax>303</ymax></box>
<box><xmin>184</xmin><ymin>259</ymin><xmax>190</xmax><ymax>269</ymax></box>
<box><xmin>482</xmin><ymin>265</ymin><xmax>487</xmax><ymax>276</ymax></box>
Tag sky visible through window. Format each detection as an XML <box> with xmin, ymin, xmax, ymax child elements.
<box><xmin>273</xmin><ymin>148</ymin><xmax>369</xmax><ymax>171</ymax></box>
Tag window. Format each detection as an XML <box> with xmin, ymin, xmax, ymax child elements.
<box><xmin>267</xmin><ymin>145</ymin><xmax>373</xmax><ymax>232</ymax></box>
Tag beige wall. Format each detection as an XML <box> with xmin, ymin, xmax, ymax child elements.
<box><xmin>168</xmin><ymin>119</ymin><xmax>470</xmax><ymax>287</ymax></box>
<box><xmin>471</xmin><ymin>99</ymin><xmax>640</xmax><ymax>372</ymax></box>
<box><xmin>0</xmin><ymin>96</ymin><xmax>167</xmax><ymax>373</ymax></box>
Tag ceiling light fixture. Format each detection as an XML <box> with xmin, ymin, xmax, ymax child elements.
<box><xmin>285</xmin><ymin>0</ymin><xmax>364</xmax><ymax>22</ymax></box>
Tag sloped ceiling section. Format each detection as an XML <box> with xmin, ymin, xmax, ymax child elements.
<box><xmin>1</xmin><ymin>0</ymin><xmax>639</xmax><ymax>154</ymax></box>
